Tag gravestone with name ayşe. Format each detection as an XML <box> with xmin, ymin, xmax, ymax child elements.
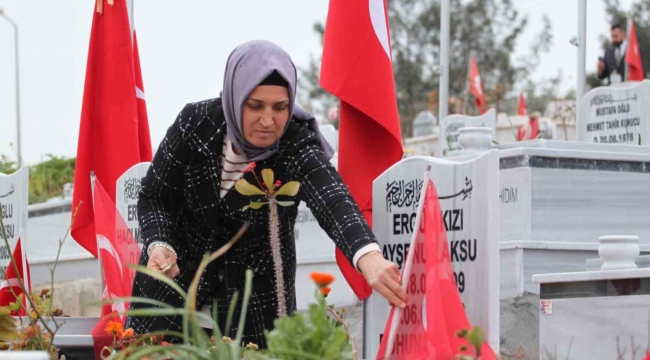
<box><xmin>438</xmin><ymin>108</ymin><xmax>496</xmax><ymax>157</ymax></box>
<box><xmin>115</xmin><ymin>162</ymin><xmax>151</xmax><ymax>250</ymax></box>
<box><xmin>364</xmin><ymin>151</ymin><xmax>500</xmax><ymax>357</ymax></box>
<box><xmin>0</xmin><ymin>168</ymin><xmax>28</xmax><ymax>279</ymax></box>
<box><xmin>578</xmin><ymin>79</ymin><xmax>650</xmax><ymax>145</ymax></box>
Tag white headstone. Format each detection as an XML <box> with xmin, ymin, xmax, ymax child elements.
<box><xmin>0</xmin><ymin>168</ymin><xmax>28</xmax><ymax>279</ymax></box>
<box><xmin>439</xmin><ymin>109</ymin><xmax>496</xmax><ymax>157</ymax></box>
<box><xmin>364</xmin><ymin>151</ymin><xmax>500</xmax><ymax>356</ymax></box>
<box><xmin>412</xmin><ymin>111</ymin><xmax>438</xmax><ymax>137</ymax></box>
<box><xmin>578</xmin><ymin>79</ymin><xmax>650</xmax><ymax>145</ymax></box>
<box><xmin>115</xmin><ymin>162</ymin><xmax>150</xmax><ymax>248</ymax></box>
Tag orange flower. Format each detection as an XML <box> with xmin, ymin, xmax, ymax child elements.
<box><xmin>122</xmin><ymin>328</ymin><xmax>135</xmax><ymax>338</ymax></box>
<box><xmin>105</xmin><ymin>321</ymin><xmax>124</xmax><ymax>336</ymax></box>
<box><xmin>310</xmin><ymin>272</ymin><xmax>335</xmax><ymax>288</ymax></box>
<box><xmin>320</xmin><ymin>286</ymin><xmax>331</xmax><ymax>297</ymax></box>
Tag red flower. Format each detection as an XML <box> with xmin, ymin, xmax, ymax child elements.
<box><xmin>275</xmin><ymin>180</ymin><xmax>282</xmax><ymax>188</ymax></box>
<box><xmin>320</xmin><ymin>286</ymin><xmax>332</xmax><ymax>297</ymax></box>
<box><xmin>310</xmin><ymin>272</ymin><xmax>335</xmax><ymax>288</ymax></box>
<box><xmin>244</xmin><ymin>162</ymin><xmax>257</xmax><ymax>173</ymax></box>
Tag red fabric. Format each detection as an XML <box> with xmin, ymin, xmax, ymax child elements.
<box><xmin>91</xmin><ymin>178</ymin><xmax>141</xmax><ymax>359</ymax></box>
<box><xmin>0</xmin><ymin>238</ymin><xmax>31</xmax><ymax>316</ymax></box>
<box><xmin>626</xmin><ymin>20</ymin><xmax>645</xmax><ymax>81</ymax></box>
<box><xmin>516</xmin><ymin>118</ymin><xmax>539</xmax><ymax>141</ymax></box>
<box><xmin>469</xmin><ymin>56</ymin><xmax>488</xmax><ymax>114</ymax></box>
<box><xmin>72</xmin><ymin>0</ymin><xmax>152</xmax><ymax>258</ymax></box>
<box><xmin>377</xmin><ymin>180</ymin><xmax>496</xmax><ymax>360</ymax></box>
<box><xmin>517</xmin><ymin>93</ymin><xmax>527</xmax><ymax>116</ymax></box>
<box><xmin>320</xmin><ymin>0</ymin><xmax>403</xmax><ymax>300</ymax></box>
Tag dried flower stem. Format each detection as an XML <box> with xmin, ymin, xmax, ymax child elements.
<box><xmin>269</xmin><ymin>199</ymin><xmax>286</xmax><ymax>317</ymax></box>
<box><xmin>327</xmin><ymin>308</ymin><xmax>357</xmax><ymax>360</ymax></box>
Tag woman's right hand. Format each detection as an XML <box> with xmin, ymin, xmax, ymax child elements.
<box><xmin>147</xmin><ymin>247</ymin><xmax>180</xmax><ymax>279</ymax></box>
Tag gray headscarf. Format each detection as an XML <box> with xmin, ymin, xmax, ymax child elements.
<box><xmin>222</xmin><ymin>40</ymin><xmax>335</xmax><ymax>162</ymax></box>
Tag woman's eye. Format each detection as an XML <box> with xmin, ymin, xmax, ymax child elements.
<box><xmin>274</xmin><ymin>105</ymin><xmax>288</xmax><ymax>111</ymax></box>
<box><xmin>247</xmin><ymin>103</ymin><xmax>263</xmax><ymax>110</ymax></box>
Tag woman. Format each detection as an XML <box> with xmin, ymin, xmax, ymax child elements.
<box><xmin>127</xmin><ymin>40</ymin><xmax>407</xmax><ymax>347</ymax></box>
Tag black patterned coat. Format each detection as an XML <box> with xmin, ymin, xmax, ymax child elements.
<box><xmin>126</xmin><ymin>98</ymin><xmax>377</xmax><ymax>347</ymax></box>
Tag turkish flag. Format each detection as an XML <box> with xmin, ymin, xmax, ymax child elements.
<box><xmin>469</xmin><ymin>56</ymin><xmax>488</xmax><ymax>114</ymax></box>
<box><xmin>626</xmin><ymin>20</ymin><xmax>645</xmax><ymax>81</ymax></box>
<box><xmin>377</xmin><ymin>180</ymin><xmax>496</xmax><ymax>359</ymax></box>
<box><xmin>517</xmin><ymin>93</ymin><xmax>527</xmax><ymax>116</ymax></box>
<box><xmin>320</xmin><ymin>0</ymin><xmax>403</xmax><ymax>300</ymax></box>
<box><xmin>72</xmin><ymin>0</ymin><xmax>152</xmax><ymax>258</ymax></box>
<box><xmin>0</xmin><ymin>238</ymin><xmax>31</xmax><ymax>316</ymax></box>
<box><xmin>90</xmin><ymin>177</ymin><xmax>141</xmax><ymax>359</ymax></box>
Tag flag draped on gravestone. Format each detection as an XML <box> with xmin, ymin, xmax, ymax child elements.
<box><xmin>377</xmin><ymin>178</ymin><xmax>496</xmax><ymax>360</ymax></box>
<box><xmin>0</xmin><ymin>238</ymin><xmax>31</xmax><ymax>316</ymax></box>
<box><xmin>91</xmin><ymin>178</ymin><xmax>141</xmax><ymax>359</ymax></box>
<box><xmin>320</xmin><ymin>0</ymin><xmax>403</xmax><ymax>300</ymax></box>
<box><xmin>72</xmin><ymin>0</ymin><xmax>152</xmax><ymax>257</ymax></box>
<box><xmin>469</xmin><ymin>56</ymin><xmax>488</xmax><ymax>114</ymax></box>
<box><xmin>626</xmin><ymin>20</ymin><xmax>644</xmax><ymax>82</ymax></box>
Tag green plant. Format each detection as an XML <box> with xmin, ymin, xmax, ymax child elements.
<box><xmin>0</xmin><ymin>202</ymin><xmax>79</xmax><ymax>359</ymax></box>
<box><xmin>103</xmin><ymin>223</ymin><xmax>355</xmax><ymax>360</ymax></box>
<box><xmin>28</xmin><ymin>155</ymin><xmax>75</xmax><ymax>204</ymax></box>
<box><xmin>0</xmin><ymin>155</ymin><xmax>17</xmax><ymax>175</ymax></box>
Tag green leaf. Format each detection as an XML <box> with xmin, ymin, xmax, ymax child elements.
<box><xmin>276</xmin><ymin>181</ymin><xmax>300</xmax><ymax>196</ymax></box>
<box><xmin>262</xmin><ymin>169</ymin><xmax>275</xmax><ymax>192</ymax></box>
<box><xmin>225</xmin><ymin>291</ymin><xmax>239</xmax><ymax>336</ymax></box>
<box><xmin>128</xmin><ymin>264</ymin><xmax>187</xmax><ymax>297</ymax></box>
<box><xmin>492</xmin><ymin>139</ymin><xmax>500</xmax><ymax>145</ymax></box>
<box><xmin>235</xmin><ymin>179</ymin><xmax>266</xmax><ymax>196</ymax></box>
<box><xmin>276</xmin><ymin>201</ymin><xmax>295</xmax><ymax>207</ymax></box>
<box><xmin>235</xmin><ymin>270</ymin><xmax>254</xmax><ymax>343</ymax></box>
<box><xmin>249</xmin><ymin>201</ymin><xmax>269</xmax><ymax>210</ymax></box>
<box><xmin>0</xmin><ymin>314</ymin><xmax>18</xmax><ymax>342</ymax></box>
<box><xmin>467</xmin><ymin>326</ymin><xmax>486</xmax><ymax>351</ymax></box>
<box><xmin>242</xmin><ymin>205</ymin><xmax>249</xmax><ymax>212</ymax></box>
<box><xmin>639</xmin><ymin>132</ymin><xmax>642</xmax><ymax>145</ymax></box>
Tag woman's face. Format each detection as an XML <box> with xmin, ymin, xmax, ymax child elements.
<box><xmin>241</xmin><ymin>85</ymin><xmax>290</xmax><ymax>148</ymax></box>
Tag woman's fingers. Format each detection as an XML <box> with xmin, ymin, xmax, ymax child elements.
<box><xmin>147</xmin><ymin>247</ymin><xmax>180</xmax><ymax>279</ymax></box>
<box><xmin>374</xmin><ymin>282</ymin><xmax>407</xmax><ymax>309</ymax></box>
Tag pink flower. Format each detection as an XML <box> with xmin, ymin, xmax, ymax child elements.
<box><xmin>244</xmin><ymin>162</ymin><xmax>257</xmax><ymax>173</ymax></box>
<box><xmin>275</xmin><ymin>180</ymin><xmax>282</xmax><ymax>188</ymax></box>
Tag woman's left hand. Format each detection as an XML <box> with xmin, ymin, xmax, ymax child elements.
<box><xmin>357</xmin><ymin>251</ymin><xmax>408</xmax><ymax>308</ymax></box>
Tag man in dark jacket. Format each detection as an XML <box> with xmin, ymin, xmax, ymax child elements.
<box><xmin>598</xmin><ymin>23</ymin><xmax>628</xmax><ymax>85</ymax></box>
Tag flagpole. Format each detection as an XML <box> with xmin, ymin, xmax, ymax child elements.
<box><xmin>383</xmin><ymin>165</ymin><xmax>431</xmax><ymax>359</ymax></box>
<box><xmin>625</xmin><ymin>16</ymin><xmax>631</xmax><ymax>82</ymax></box>
<box><xmin>439</xmin><ymin>0</ymin><xmax>450</xmax><ymax>120</ymax></box>
<box><xmin>576</xmin><ymin>0</ymin><xmax>587</xmax><ymax>122</ymax></box>
<box><xmin>19</xmin><ymin>228</ymin><xmax>29</xmax><ymax>314</ymax></box>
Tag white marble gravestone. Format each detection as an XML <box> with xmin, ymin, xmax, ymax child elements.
<box><xmin>438</xmin><ymin>108</ymin><xmax>496</xmax><ymax>157</ymax></box>
<box><xmin>0</xmin><ymin>168</ymin><xmax>28</xmax><ymax>279</ymax></box>
<box><xmin>115</xmin><ymin>162</ymin><xmax>151</xmax><ymax>248</ymax></box>
<box><xmin>496</xmin><ymin>139</ymin><xmax>650</xmax><ymax>297</ymax></box>
<box><xmin>578</xmin><ymin>79</ymin><xmax>650</xmax><ymax>145</ymax></box>
<box><xmin>534</xmin><ymin>268</ymin><xmax>650</xmax><ymax>360</ymax></box>
<box><xmin>364</xmin><ymin>151</ymin><xmax>500</xmax><ymax>357</ymax></box>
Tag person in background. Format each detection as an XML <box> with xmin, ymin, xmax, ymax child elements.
<box><xmin>598</xmin><ymin>23</ymin><xmax>628</xmax><ymax>84</ymax></box>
